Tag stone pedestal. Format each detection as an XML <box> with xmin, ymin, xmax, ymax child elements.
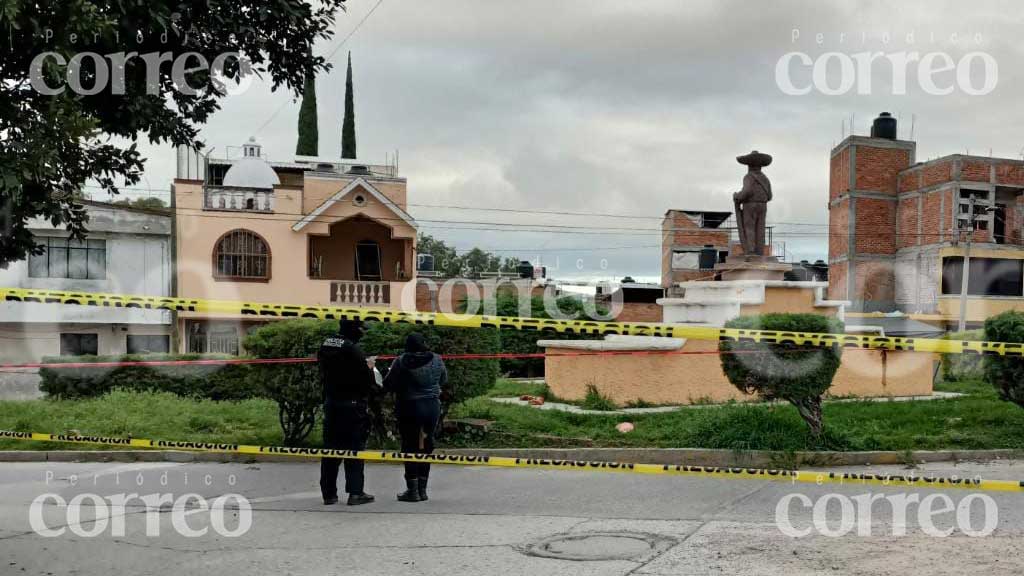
<box><xmin>713</xmin><ymin>256</ymin><xmax>791</xmax><ymax>281</ymax></box>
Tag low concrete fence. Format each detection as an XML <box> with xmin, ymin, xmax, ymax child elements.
<box><xmin>541</xmin><ymin>336</ymin><xmax>935</xmax><ymax>406</ymax></box>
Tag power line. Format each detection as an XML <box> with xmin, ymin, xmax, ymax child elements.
<box><xmin>253</xmin><ymin>0</ymin><xmax>385</xmax><ymax>136</ymax></box>
<box><xmin>86</xmin><ymin>185</ymin><xmax>833</xmax><ymax>228</ymax></box>
<box><xmin>171</xmin><ymin>206</ymin><xmax>945</xmax><ymax>238</ymax></box>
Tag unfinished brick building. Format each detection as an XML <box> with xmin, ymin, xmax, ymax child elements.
<box><xmin>660</xmin><ymin>210</ymin><xmax>732</xmax><ymax>289</ymax></box>
<box><xmin>829</xmin><ymin>113</ymin><xmax>1024</xmax><ymax>323</ymax></box>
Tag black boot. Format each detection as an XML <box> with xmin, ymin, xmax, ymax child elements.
<box><xmin>417</xmin><ymin>475</ymin><xmax>429</xmax><ymax>501</ymax></box>
<box><xmin>397</xmin><ymin>477</ymin><xmax>422</xmax><ymax>502</ymax></box>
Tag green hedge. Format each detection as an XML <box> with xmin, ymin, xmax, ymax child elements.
<box><xmin>984</xmin><ymin>311</ymin><xmax>1024</xmax><ymax>408</ymax></box>
<box><xmin>940</xmin><ymin>329</ymin><xmax>985</xmax><ymax>381</ymax></box>
<box><xmin>240</xmin><ymin>318</ymin><xmax>502</xmax><ymax>445</ymax></box>
<box><xmin>719</xmin><ymin>313</ymin><xmax>844</xmax><ymax>438</ymax></box>
<box><xmin>39</xmin><ymin>353</ymin><xmax>257</xmax><ymax>400</ymax></box>
<box><xmin>475</xmin><ymin>294</ymin><xmax>604</xmax><ymax>378</ymax></box>
<box><xmin>360</xmin><ymin>322</ymin><xmax>500</xmax><ymax>404</ymax></box>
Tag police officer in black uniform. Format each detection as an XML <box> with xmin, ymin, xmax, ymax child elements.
<box><xmin>319</xmin><ymin>318</ymin><xmax>377</xmax><ymax>506</ymax></box>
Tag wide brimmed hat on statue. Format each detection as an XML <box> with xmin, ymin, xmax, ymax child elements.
<box><xmin>736</xmin><ymin>150</ymin><xmax>772</xmax><ymax>168</ymax></box>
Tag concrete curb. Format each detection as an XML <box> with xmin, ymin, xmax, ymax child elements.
<box><xmin>2</xmin><ymin>447</ymin><xmax>1022</xmax><ymax>467</ymax></box>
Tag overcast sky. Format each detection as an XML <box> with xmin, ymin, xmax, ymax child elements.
<box><xmin>116</xmin><ymin>0</ymin><xmax>1024</xmax><ymax>282</ymax></box>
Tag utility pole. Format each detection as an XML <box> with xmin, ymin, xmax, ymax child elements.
<box><xmin>957</xmin><ymin>195</ymin><xmax>978</xmax><ymax>332</ymax></box>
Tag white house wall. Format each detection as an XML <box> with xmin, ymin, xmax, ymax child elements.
<box><xmin>0</xmin><ymin>205</ymin><xmax>172</xmax><ymax>326</ymax></box>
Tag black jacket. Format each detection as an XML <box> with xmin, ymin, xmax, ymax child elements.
<box><xmin>318</xmin><ymin>336</ymin><xmax>376</xmax><ymax>405</ymax></box>
<box><xmin>383</xmin><ymin>352</ymin><xmax>449</xmax><ymax>402</ymax></box>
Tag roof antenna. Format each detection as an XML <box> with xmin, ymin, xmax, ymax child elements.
<box><xmin>910</xmin><ymin>114</ymin><xmax>916</xmax><ymax>140</ymax></box>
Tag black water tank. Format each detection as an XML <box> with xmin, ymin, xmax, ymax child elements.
<box><xmin>871</xmin><ymin>112</ymin><xmax>897</xmax><ymax>140</ymax></box>
<box><xmin>517</xmin><ymin>260</ymin><xmax>534</xmax><ymax>279</ymax></box>
<box><xmin>812</xmin><ymin>259</ymin><xmax>829</xmax><ymax>281</ymax></box>
<box><xmin>698</xmin><ymin>245</ymin><xmax>718</xmax><ymax>270</ymax></box>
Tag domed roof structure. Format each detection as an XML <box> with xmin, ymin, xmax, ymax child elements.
<box><xmin>223</xmin><ymin>137</ymin><xmax>280</xmax><ymax>189</ymax></box>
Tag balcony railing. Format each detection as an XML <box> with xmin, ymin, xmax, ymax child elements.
<box><xmin>204</xmin><ymin>187</ymin><xmax>274</xmax><ymax>212</ymax></box>
<box><xmin>331</xmin><ymin>281</ymin><xmax>391</xmax><ymax>306</ymax></box>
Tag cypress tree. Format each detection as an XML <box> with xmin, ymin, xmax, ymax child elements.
<box><xmin>341</xmin><ymin>51</ymin><xmax>357</xmax><ymax>159</ymax></box>
<box><xmin>295</xmin><ymin>73</ymin><xmax>319</xmax><ymax>156</ymax></box>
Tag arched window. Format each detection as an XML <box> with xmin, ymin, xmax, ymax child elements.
<box><xmin>213</xmin><ymin>229</ymin><xmax>271</xmax><ymax>280</ymax></box>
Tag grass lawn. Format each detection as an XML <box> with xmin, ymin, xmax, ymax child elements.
<box><xmin>1</xmin><ymin>378</ymin><xmax>1023</xmax><ymax>453</ymax></box>
<box><xmin>0</xmin><ymin>390</ymin><xmax>285</xmax><ymax>451</ymax></box>
<box><xmin>447</xmin><ymin>378</ymin><xmax>1024</xmax><ymax>452</ymax></box>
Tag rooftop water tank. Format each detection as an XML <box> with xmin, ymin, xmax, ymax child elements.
<box><xmin>870</xmin><ymin>112</ymin><xmax>897</xmax><ymax>140</ymax></box>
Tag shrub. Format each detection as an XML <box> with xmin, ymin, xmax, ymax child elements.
<box><xmin>940</xmin><ymin>329</ymin><xmax>985</xmax><ymax>381</ymax></box>
<box><xmin>39</xmin><ymin>354</ymin><xmax>257</xmax><ymax>400</ymax></box>
<box><xmin>361</xmin><ymin>322</ymin><xmax>501</xmax><ymax>404</ymax></box>
<box><xmin>243</xmin><ymin>319</ymin><xmax>335</xmax><ymax>446</ymax></box>
<box><xmin>481</xmin><ymin>294</ymin><xmax>604</xmax><ymax>377</ymax></box>
<box><xmin>983</xmin><ymin>311</ymin><xmax>1024</xmax><ymax>408</ymax></box>
<box><xmin>719</xmin><ymin>313</ymin><xmax>844</xmax><ymax>437</ymax></box>
<box><xmin>243</xmin><ymin>318</ymin><xmax>502</xmax><ymax>446</ymax></box>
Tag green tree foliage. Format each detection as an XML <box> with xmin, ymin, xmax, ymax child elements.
<box><xmin>295</xmin><ymin>73</ymin><xmax>319</xmax><ymax>156</ymax></box>
<box><xmin>243</xmin><ymin>319</ymin><xmax>337</xmax><ymax>445</ymax></box>
<box><xmin>416</xmin><ymin>234</ymin><xmax>519</xmax><ymax>278</ymax></box>
<box><xmin>110</xmin><ymin>197</ymin><xmax>168</xmax><ymax>210</ymax></box>
<box><xmin>0</xmin><ymin>0</ymin><xmax>347</xmax><ymax>266</ymax></box>
<box><xmin>983</xmin><ymin>311</ymin><xmax>1024</xmax><ymax>408</ymax></box>
<box><xmin>719</xmin><ymin>314</ymin><xmax>844</xmax><ymax>437</ymax></box>
<box><xmin>360</xmin><ymin>322</ymin><xmax>500</xmax><ymax>405</ymax></box>
<box><xmin>341</xmin><ymin>52</ymin><xmax>356</xmax><ymax>159</ymax></box>
<box><xmin>243</xmin><ymin>318</ymin><xmax>500</xmax><ymax>446</ymax></box>
<box><xmin>485</xmin><ymin>293</ymin><xmax>605</xmax><ymax>377</ymax></box>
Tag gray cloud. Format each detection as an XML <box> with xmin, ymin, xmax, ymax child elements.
<box><xmin>118</xmin><ymin>0</ymin><xmax>1024</xmax><ymax>279</ymax></box>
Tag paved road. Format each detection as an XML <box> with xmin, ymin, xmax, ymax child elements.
<box><xmin>1</xmin><ymin>459</ymin><xmax>1022</xmax><ymax>575</ymax></box>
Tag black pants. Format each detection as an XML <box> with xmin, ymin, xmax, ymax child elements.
<box><xmin>320</xmin><ymin>401</ymin><xmax>370</xmax><ymax>498</ymax></box>
<box><xmin>396</xmin><ymin>398</ymin><xmax>441</xmax><ymax>480</ymax></box>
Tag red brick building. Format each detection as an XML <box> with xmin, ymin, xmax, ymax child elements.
<box><xmin>829</xmin><ymin>114</ymin><xmax>1024</xmax><ymax>320</ymax></box>
<box><xmin>660</xmin><ymin>210</ymin><xmax>732</xmax><ymax>288</ymax></box>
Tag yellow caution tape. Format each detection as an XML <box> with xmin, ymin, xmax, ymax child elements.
<box><xmin>1</xmin><ymin>286</ymin><xmax>1021</xmax><ymax>356</ymax></box>
<box><xmin>1</xmin><ymin>430</ymin><xmax>1021</xmax><ymax>493</ymax></box>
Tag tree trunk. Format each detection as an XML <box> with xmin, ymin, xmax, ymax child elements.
<box><xmin>790</xmin><ymin>396</ymin><xmax>824</xmax><ymax>437</ymax></box>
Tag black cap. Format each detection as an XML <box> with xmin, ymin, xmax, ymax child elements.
<box><xmin>339</xmin><ymin>318</ymin><xmax>365</xmax><ymax>340</ymax></box>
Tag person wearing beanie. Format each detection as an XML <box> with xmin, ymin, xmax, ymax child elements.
<box><xmin>383</xmin><ymin>332</ymin><xmax>451</xmax><ymax>502</ymax></box>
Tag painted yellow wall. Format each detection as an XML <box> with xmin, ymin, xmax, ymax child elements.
<box><xmin>741</xmin><ymin>286</ymin><xmax>839</xmax><ymax>317</ymax></box>
<box><xmin>544</xmin><ymin>282</ymin><xmax>932</xmax><ymax>405</ymax></box>
<box><xmin>544</xmin><ymin>338</ymin><xmax>935</xmax><ymax>405</ymax></box>
<box><xmin>935</xmin><ymin>246</ymin><xmax>1024</xmax><ymax>322</ymax></box>
<box><xmin>173</xmin><ymin>175</ymin><xmax>415</xmax><ymax>314</ymax></box>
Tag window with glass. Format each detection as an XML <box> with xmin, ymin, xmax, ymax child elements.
<box><xmin>213</xmin><ymin>229</ymin><xmax>271</xmax><ymax>280</ymax></box>
<box><xmin>126</xmin><ymin>335</ymin><xmax>171</xmax><ymax>354</ymax></box>
<box><xmin>28</xmin><ymin>237</ymin><xmax>106</xmax><ymax>279</ymax></box>
<box><xmin>941</xmin><ymin>256</ymin><xmax>1024</xmax><ymax>297</ymax></box>
<box><xmin>60</xmin><ymin>333</ymin><xmax>98</xmax><ymax>356</ymax></box>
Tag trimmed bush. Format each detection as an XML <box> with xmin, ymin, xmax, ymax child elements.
<box><xmin>719</xmin><ymin>313</ymin><xmax>844</xmax><ymax>437</ymax></box>
<box><xmin>242</xmin><ymin>318</ymin><xmax>502</xmax><ymax>446</ymax></box>
<box><xmin>361</xmin><ymin>321</ymin><xmax>501</xmax><ymax>404</ymax></box>
<box><xmin>983</xmin><ymin>311</ymin><xmax>1024</xmax><ymax>408</ymax></box>
<box><xmin>39</xmin><ymin>354</ymin><xmax>257</xmax><ymax>400</ymax></box>
<box><xmin>243</xmin><ymin>319</ymin><xmax>335</xmax><ymax>445</ymax></box>
<box><xmin>476</xmin><ymin>294</ymin><xmax>604</xmax><ymax>378</ymax></box>
<box><xmin>940</xmin><ymin>329</ymin><xmax>985</xmax><ymax>381</ymax></box>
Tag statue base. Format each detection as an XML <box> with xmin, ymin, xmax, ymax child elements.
<box><xmin>714</xmin><ymin>255</ymin><xmax>791</xmax><ymax>281</ymax></box>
